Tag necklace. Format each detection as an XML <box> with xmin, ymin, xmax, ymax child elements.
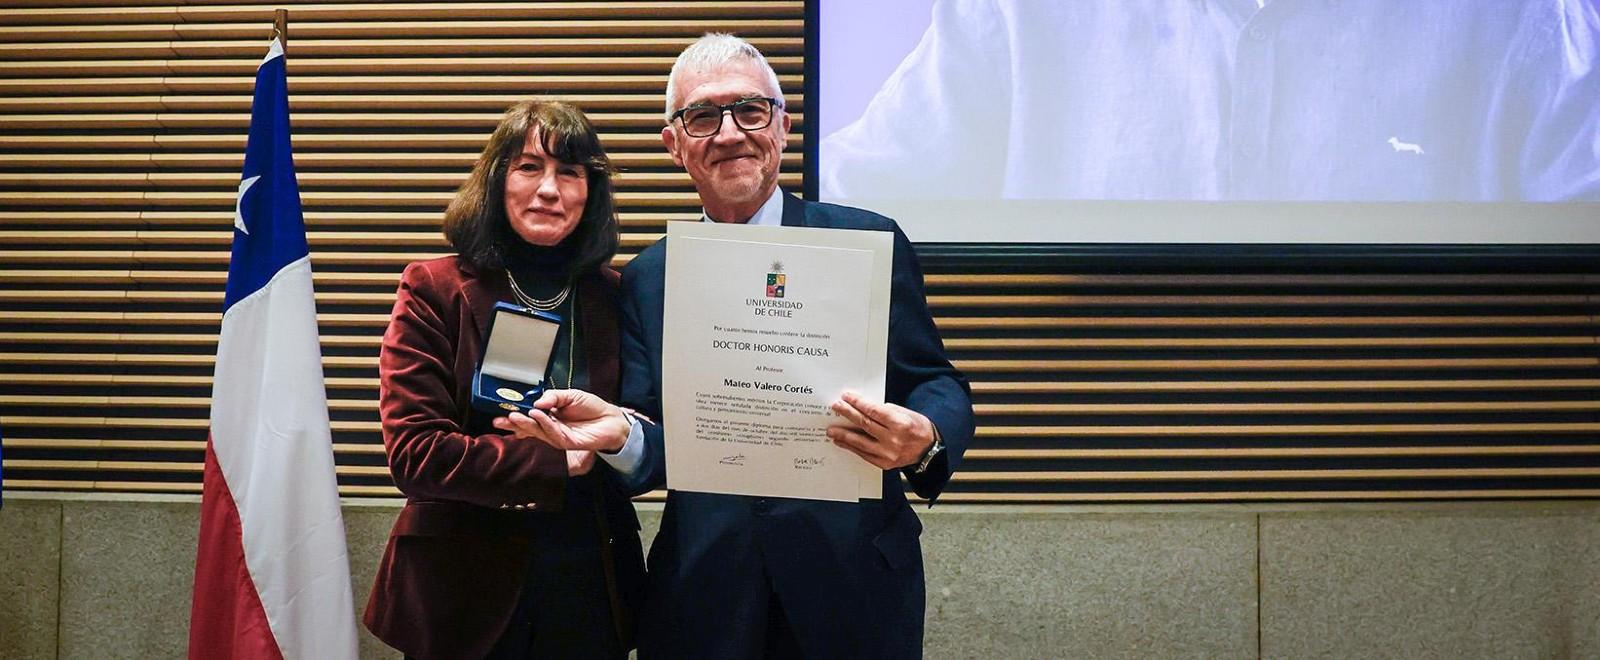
<box><xmin>559</xmin><ymin>289</ymin><xmax>575</xmax><ymax>388</ymax></box>
<box><xmin>506</xmin><ymin>269</ymin><xmax>572</xmax><ymax>312</ymax></box>
<box><xmin>505</xmin><ymin>270</ymin><xmax>577</xmax><ymax>388</ymax></box>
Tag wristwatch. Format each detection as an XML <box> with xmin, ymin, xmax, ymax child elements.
<box><xmin>912</xmin><ymin>426</ymin><xmax>945</xmax><ymax>474</ymax></box>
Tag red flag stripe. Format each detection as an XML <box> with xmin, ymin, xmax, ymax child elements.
<box><xmin>188</xmin><ymin>439</ymin><xmax>285</xmax><ymax>660</ymax></box>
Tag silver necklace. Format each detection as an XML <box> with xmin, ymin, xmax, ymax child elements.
<box><xmin>506</xmin><ymin>270</ymin><xmax>571</xmax><ymax>312</ymax></box>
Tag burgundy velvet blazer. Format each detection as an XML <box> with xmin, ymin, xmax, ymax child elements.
<box><xmin>363</xmin><ymin>256</ymin><xmax>623</xmax><ymax>659</ymax></box>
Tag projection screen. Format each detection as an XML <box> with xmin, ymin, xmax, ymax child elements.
<box><xmin>813</xmin><ymin>0</ymin><xmax>1600</xmax><ymax>244</ymax></box>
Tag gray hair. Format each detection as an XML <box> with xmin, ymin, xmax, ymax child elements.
<box><xmin>663</xmin><ymin>33</ymin><xmax>785</xmax><ymax>122</ymax></box>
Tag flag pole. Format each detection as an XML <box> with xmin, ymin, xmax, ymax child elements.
<box><xmin>272</xmin><ymin>9</ymin><xmax>287</xmax><ymax>49</ymax></box>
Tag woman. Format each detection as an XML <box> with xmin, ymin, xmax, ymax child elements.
<box><xmin>364</xmin><ymin>100</ymin><xmax>644</xmax><ymax>659</ymax></box>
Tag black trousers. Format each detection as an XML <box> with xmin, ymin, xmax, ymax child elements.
<box><xmin>486</xmin><ymin>487</ymin><xmax>626</xmax><ymax>660</ymax></box>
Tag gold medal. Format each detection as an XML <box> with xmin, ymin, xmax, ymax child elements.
<box><xmin>496</xmin><ymin>387</ymin><xmax>525</xmax><ymax>402</ymax></box>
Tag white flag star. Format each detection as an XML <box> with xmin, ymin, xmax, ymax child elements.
<box><xmin>234</xmin><ymin>175</ymin><xmax>260</xmax><ymax>235</ymax></box>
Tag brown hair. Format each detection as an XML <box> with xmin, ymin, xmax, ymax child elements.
<box><xmin>443</xmin><ymin>99</ymin><xmax>618</xmax><ymax>276</ymax></box>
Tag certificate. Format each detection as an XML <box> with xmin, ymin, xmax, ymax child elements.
<box><xmin>662</xmin><ymin>221</ymin><xmax>893</xmax><ymax>502</ymax></box>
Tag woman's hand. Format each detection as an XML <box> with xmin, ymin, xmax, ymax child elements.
<box><xmin>492</xmin><ymin>388</ymin><xmax>631</xmax><ymax>453</ymax></box>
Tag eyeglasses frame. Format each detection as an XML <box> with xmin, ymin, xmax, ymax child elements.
<box><xmin>669</xmin><ymin>96</ymin><xmax>785</xmax><ymax>138</ymax></box>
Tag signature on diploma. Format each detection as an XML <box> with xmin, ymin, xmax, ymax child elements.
<box><xmin>792</xmin><ymin>457</ymin><xmax>827</xmax><ymax>470</ymax></box>
<box><xmin>719</xmin><ymin>454</ymin><xmax>747</xmax><ymax>466</ymax></box>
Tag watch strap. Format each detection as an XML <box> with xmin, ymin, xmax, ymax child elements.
<box><xmin>912</xmin><ymin>425</ymin><xmax>945</xmax><ymax>474</ymax></box>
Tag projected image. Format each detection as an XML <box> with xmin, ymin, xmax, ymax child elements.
<box><xmin>819</xmin><ymin>0</ymin><xmax>1600</xmax><ymax>204</ymax></box>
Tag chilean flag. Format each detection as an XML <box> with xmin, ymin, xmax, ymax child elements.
<box><xmin>188</xmin><ymin>35</ymin><xmax>359</xmax><ymax>660</ymax></box>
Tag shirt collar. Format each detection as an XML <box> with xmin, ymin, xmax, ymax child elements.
<box><xmin>702</xmin><ymin>186</ymin><xmax>785</xmax><ymax>226</ymax></box>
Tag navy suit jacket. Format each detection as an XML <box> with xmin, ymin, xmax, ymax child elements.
<box><xmin>618</xmin><ymin>193</ymin><xmax>974</xmax><ymax>658</ymax></box>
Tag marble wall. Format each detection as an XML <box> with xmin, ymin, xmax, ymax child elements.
<box><xmin>2</xmin><ymin>495</ymin><xmax>1596</xmax><ymax>659</ymax></box>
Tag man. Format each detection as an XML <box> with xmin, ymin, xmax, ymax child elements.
<box><xmin>565</xmin><ymin>33</ymin><xmax>973</xmax><ymax>658</ymax></box>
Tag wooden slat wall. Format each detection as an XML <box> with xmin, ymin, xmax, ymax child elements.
<box><xmin>3</xmin><ymin>1</ymin><xmax>1599</xmax><ymax>502</ymax></box>
<box><xmin>922</xmin><ymin>271</ymin><xmax>1600</xmax><ymax>501</ymax></box>
<box><xmin>0</xmin><ymin>0</ymin><xmax>804</xmax><ymax>498</ymax></box>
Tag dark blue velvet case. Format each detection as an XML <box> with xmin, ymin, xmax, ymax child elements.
<box><xmin>470</xmin><ymin>301</ymin><xmax>563</xmax><ymax>416</ymax></box>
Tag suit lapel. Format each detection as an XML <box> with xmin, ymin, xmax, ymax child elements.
<box><xmin>577</xmin><ymin>271</ymin><xmax>620</xmax><ymax>401</ymax></box>
<box><xmin>456</xmin><ymin>259</ymin><xmax>505</xmax><ymax>351</ymax></box>
<box><xmin>780</xmin><ymin>191</ymin><xmax>806</xmax><ymax>227</ymax></box>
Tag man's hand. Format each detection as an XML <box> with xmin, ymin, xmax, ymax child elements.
<box><xmin>491</xmin><ymin>388</ymin><xmax>631</xmax><ymax>453</ymax></box>
<box><xmin>566</xmin><ymin>450</ymin><xmax>597</xmax><ymax>476</ymax></box>
<box><xmin>827</xmin><ymin>391</ymin><xmax>936</xmax><ymax>470</ymax></box>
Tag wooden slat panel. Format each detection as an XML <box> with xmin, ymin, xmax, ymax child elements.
<box><xmin>0</xmin><ymin>373</ymin><xmax>375</xmax><ymax>387</ymax></box>
<box><xmin>929</xmin><ymin>294</ymin><xmax>1594</xmax><ymax>307</ymax></box>
<box><xmin>0</xmin><ymin>74</ymin><xmax>805</xmax><ymax>95</ymax></box>
<box><xmin>937</xmin><ymin>316</ymin><xmax>1599</xmax><ymax>329</ymax></box>
<box><xmin>0</xmin><ymin>20</ymin><xmax>804</xmax><ymax>41</ymax></box>
<box><xmin>946</xmin><ymin>336</ymin><xmax>1600</xmax><ymax>349</ymax></box>
<box><xmin>975</xmin><ymin>423</ymin><xmax>1600</xmax><ymax>437</ymax></box>
<box><xmin>4</xmin><ymin>331</ymin><xmax>1592</xmax><ymax>353</ymax></box>
<box><xmin>0</xmin><ymin>132</ymin><xmax>803</xmax><ymax>150</ymax></box>
<box><xmin>1</xmin><ymin>415</ymin><xmax>381</xmax><ymax>433</ymax></box>
<box><xmin>0</xmin><ymin>310</ymin><xmax>377</xmax><ymax>325</ymax></box>
<box><xmin>925</xmin><ymin>273</ymin><xmax>1600</xmax><ymax>287</ymax></box>
<box><xmin>0</xmin><ymin>211</ymin><xmax>679</xmax><ymax>228</ymax></box>
<box><xmin>0</xmin><ymin>3</ymin><xmax>805</xmax><ymax>25</ymax></box>
<box><xmin>5</xmin><ymin>438</ymin><xmax>207</xmax><ymax>450</ymax></box>
<box><xmin>0</xmin><ymin>55</ymin><xmax>803</xmax><ymax>77</ymax></box>
<box><xmin>954</xmin><ymin>468</ymin><xmax>1600</xmax><ymax>482</ymax></box>
<box><xmin>970</xmin><ymin>379</ymin><xmax>1600</xmax><ymax>393</ymax></box>
<box><xmin>972</xmin><ymin>401</ymin><xmax>1600</xmax><ymax>415</ymax></box>
<box><xmin>5</xmin><ymin>353</ymin><xmax>1595</xmax><ymax>373</ymax></box>
<box><xmin>0</xmin><ymin>394</ymin><xmax>371</xmax><ymax>410</ymax></box>
<box><xmin>925</xmin><ymin>491</ymin><xmax>1600</xmax><ymax>503</ymax></box>
<box><xmin>0</xmin><ymin>353</ymin><xmax>375</xmax><ymax>370</ymax></box>
<box><xmin>0</xmin><ymin>152</ymin><xmax>799</xmax><ymax>170</ymax></box>
<box><xmin>0</xmin><ymin>37</ymin><xmax>806</xmax><ymax>60</ymax></box>
<box><xmin>968</xmin><ymin>446</ymin><xmax>1600</xmax><ymax>459</ymax></box>
<box><xmin>7</xmin><ymin>479</ymin><xmax>1600</xmax><ymax>503</ymax></box>
<box><xmin>0</xmin><ymin>170</ymin><xmax>793</xmax><ymax>189</ymax></box>
<box><xmin>2</xmin><ymin>459</ymin><xmax>389</xmax><ymax>479</ymax></box>
<box><xmin>0</xmin><ymin>115</ymin><xmax>799</xmax><ymax>133</ymax></box>
<box><xmin>0</xmin><ymin>191</ymin><xmax>701</xmax><ymax>208</ymax></box>
<box><xmin>12</xmin><ymin>395</ymin><xmax>1595</xmax><ymax>416</ymax></box>
<box><xmin>956</xmin><ymin>358</ymin><xmax>1600</xmax><ymax>372</ymax></box>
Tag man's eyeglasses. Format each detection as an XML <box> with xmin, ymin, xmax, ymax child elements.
<box><xmin>670</xmin><ymin>97</ymin><xmax>783</xmax><ymax>138</ymax></box>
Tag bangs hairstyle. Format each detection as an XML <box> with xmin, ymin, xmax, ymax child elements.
<box><xmin>443</xmin><ymin>99</ymin><xmax>619</xmax><ymax>276</ymax></box>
